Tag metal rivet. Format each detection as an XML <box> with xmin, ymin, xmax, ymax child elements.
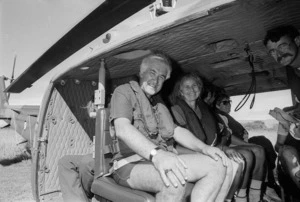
<box><xmin>60</xmin><ymin>80</ymin><xmax>66</xmax><ymax>86</ymax></box>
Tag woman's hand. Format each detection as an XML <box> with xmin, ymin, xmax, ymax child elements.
<box><xmin>223</xmin><ymin>147</ymin><xmax>244</xmax><ymax>163</ymax></box>
<box><xmin>201</xmin><ymin>146</ymin><xmax>229</xmax><ymax>167</ymax></box>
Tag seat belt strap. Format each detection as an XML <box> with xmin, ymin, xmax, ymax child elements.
<box><xmin>105</xmin><ymin>154</ymin><xmax>145</xmax><ymax>176</ymax></box>
<box><xmin>104</xmin><ymin>141</ymin><xmax>120</xmax><ymax>155</ymax></box>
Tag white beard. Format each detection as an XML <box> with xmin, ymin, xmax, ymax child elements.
<box><xmin>141</xmin><ymin>82</ymin><xmax>156</xmax><ymax>95</ymax></box>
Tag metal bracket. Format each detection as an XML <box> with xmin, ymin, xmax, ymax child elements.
<box><xmin>149</xmin><ymin>0</ymin><xmax>177</xmax><ymax>19</ymax></box>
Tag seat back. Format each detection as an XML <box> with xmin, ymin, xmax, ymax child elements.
<box><xmin>94</xmin><ymin>107</ymin><xmax>117</xmax><ymax>178</ymax></box>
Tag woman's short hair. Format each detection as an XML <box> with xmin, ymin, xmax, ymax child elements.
<box><xmin>170</xmin><ymin>72</ymin><xmax>203</xmax><ymax>104</ymax></box>
<box><xmin>214</xmin><ymin>93</ymin><xmax>230</xmax><ymax>108</ymax></box>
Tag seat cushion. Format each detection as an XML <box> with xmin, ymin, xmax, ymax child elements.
<box><xmin>92</xmin><ymin>176</ymin><xmax>194</xmax><ymax>202</ymax></box>
<box><xmin>92</xmin><ymin>177</ymin><xmax>155</xmax><ymax>202</ymax></box>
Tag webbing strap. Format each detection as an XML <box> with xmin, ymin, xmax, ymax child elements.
<box><xmin>104</xmin><ymin>154</ymin><xmax>145</xmax><ymax>177</ymax></box>
<box><xmin>104</xmin><ymin>140</ymin><xmax>120</xmax><ymax>155</ymax></box>
<box><xmin>113</xmin><ymin>154</ymin><xmax>144</xmax><ymax>171</ymax></box>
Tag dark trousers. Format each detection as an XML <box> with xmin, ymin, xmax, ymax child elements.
<box><xmin>249</xmin><ymin>136</ymin><xmax>277</xmax><ymax>186</ymax></box>
<box><xmin>58</xmin><ymin>154</ymin><xmax>95</xmax><ymax>202</ymax></box>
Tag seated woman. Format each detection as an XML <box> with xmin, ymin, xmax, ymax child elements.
<box><xmin>214</xmin><ymin>93</ymin><xmax>281</xmax><ymax>202</ymax></box>
<box><xmin>201</xmin><ymin>83</ymin><xmax>219</xmax><ymax>108</ymax></box>
<box><xmin>170</xmin><ymin>73</ymin><xmax>265</xmax><ymax>202</ymax></box>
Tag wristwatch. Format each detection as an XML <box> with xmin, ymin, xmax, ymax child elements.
<box><xmin>149</xmin><ymin>147</ymin><xmax>160</xmax><ymax>162</ymax></box>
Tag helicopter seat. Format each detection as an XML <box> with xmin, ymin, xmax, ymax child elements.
<box><xmin>91</xmin><ymin>108</ymin><xmax>242</xmax><ymax>202</ymax></box>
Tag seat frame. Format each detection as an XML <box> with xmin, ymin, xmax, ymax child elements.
<box><xmin>91</xmin><ymin>108</ymin><xmax>244</xmax><ymax>202</ymax></box>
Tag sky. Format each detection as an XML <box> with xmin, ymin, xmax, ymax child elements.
<box><xmin>0</xmin><ymin>0</ymin><xmax>105</xmax><ymax>105</ymax></box>
<box><xmin>230</xmin><ymin>89</ymin><xmax>292</xmax><ymax>120</ymax></box>
<box><xmin>0</xmin><ymin>0</ymin><xmax>293</xmax><ymax>121</ymax></box>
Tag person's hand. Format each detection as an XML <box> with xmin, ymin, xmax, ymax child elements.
<box><xmin>152</xmin><ymin>150</ymin><xmax>188</xmax><ymax>188</ymax></box>
<box><xmin>201</xmin><ymin>146</ymin><xmax>229</xmax><ymax>167</ymax></box>
<box><xmin>290</xmin><ymin>123</ymin><xmax>300</xmax><ymax>140</ymax></box>
<box><xmin>224</xmin><ymin>147</ymin><xmax>244</xmax><ymax>163</ymax></box>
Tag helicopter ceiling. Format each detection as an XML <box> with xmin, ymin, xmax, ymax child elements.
<box><xmin>52</xmin><ymin>0</ymin><xmax>299</xmax><ymax>96</ymax></box>
<box><xmin>6</xmin><ymin>0</ymin><xmax>300</xmax><ymax>97</ymax></box>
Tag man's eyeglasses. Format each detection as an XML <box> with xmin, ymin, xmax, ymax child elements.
<box><xmin>221</xmin><ymin>100</ymin><xmax>232</xmax><ymax>105</ymax></box>
<box><xmin>269</xmin><ymin>42</ymin><xmax>291</xmax><ymax>56</ymax></box>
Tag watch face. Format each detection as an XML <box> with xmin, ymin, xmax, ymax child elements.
<box><xmin>150</xmin><ymin>147</ymin><xmax>160</xmax><ymax>161</ymax></box>
<box><xmin>151</xmin><ymin>149</ymin><xmax>157</xmax><ymax>155</ymax></box>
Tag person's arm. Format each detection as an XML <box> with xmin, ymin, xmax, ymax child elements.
<box><xmin>231</xmin><ymin>135</ymin><xmax>250</xmax><ymax>146</ymax></box>
<box><xmin>114</xmin><ymin>118</ymin><xmax>158</xmax><ymax>159</ymax></box>
<box><xmin>274</xmin><ymin>123</ymin><xmax>288</xmax><ymax>152</ymax></box>
<box><xmin>173</xmin><ymin>126</ymin><xmax>229</xmax><ymax>166</ymax></box>
<box><xmin>283</xmin><ymin>102</ymin><xmax>300</xmax><ymax>112</ymax></box>
<box><xmin>275</xmin><ymin>134</ymin><xmax>287</xmax><ymax>153</ymax></box>
<box><xmin>218</xmin><ymin>130</ymin><xmax>230</xmax><ymax>146</ymax></box>
<box><xmin>114</xmin><ymin>118</ymin><xmax>188</xmax><ymax>187</ymax></box>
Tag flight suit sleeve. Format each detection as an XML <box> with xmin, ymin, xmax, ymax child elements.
<box><xmin>109</xmin><ymin>85</ymin><xmax>133</xmax><ymax>125</ymax></box>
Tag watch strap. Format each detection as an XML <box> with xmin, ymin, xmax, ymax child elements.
<box><xmin>149</xmin><ymin>147</ymin><xmax>160</xmax><ymax>162</ymax></box>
